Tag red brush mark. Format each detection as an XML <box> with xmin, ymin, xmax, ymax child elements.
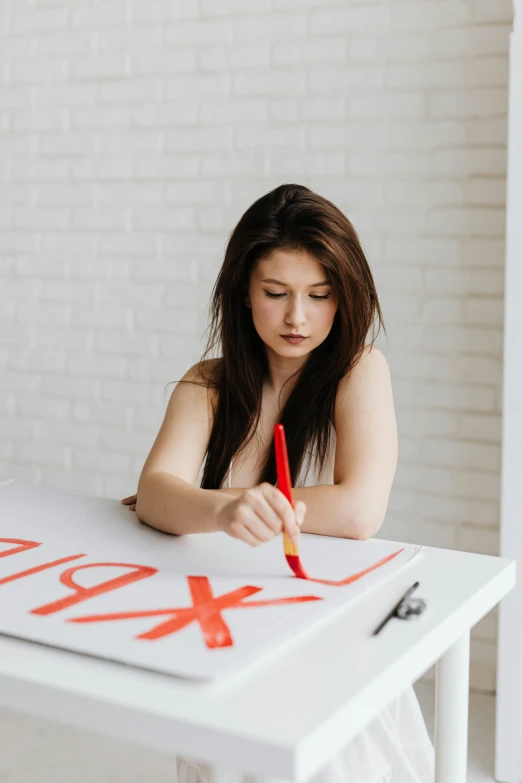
<box><xmin>187</xmin><ymin>571</ymin><xmax>239</xmax><ymax>648</ymax></box>
<box><xmin>0</xmin><ymin>546</ymin><xmax>85</xmax><ymax>586</ymax></box>
<box><xmin>285</xmin><ymin>548</ymin><xmax>404</xmax><ymax>586</ymax></box>
<box><xmin>0</xmin><ymin>544</ymin><xmax>155</xmax><ymax>608</ymax></box>
<box><xmin>69</xmin><ymin>575</ymin><xmax>322</xmax><ymax>648</ymax></box>
<box><xmin>31</xmin><ymin>562</ymin><xmax>158</xmax><ymax>615</ymax></box>
<box><xmin>0</xmin><ymin>538</ymin><xmax>42</xmax><ymax>558</ymax></box>
<box><xmin>274</xmin><ymin>423</ymin><xmax>404</xmax><ymax>586</ymax></box>
<box><xmin>0</xmin><ymin>533</ymin><xmax>400</xmax><ymax>651</ymax></box>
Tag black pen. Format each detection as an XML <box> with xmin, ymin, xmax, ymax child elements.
<box><xmin>372</xmin><ymin>581</ymin><xmax>420</xmax><ymax>636</ymax></box>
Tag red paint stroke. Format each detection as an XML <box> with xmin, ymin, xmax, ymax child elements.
<box><xmin>0</xmin><ymin>538</ymin><xmax>41</xmax><ymax>558</ymax></box>
<box><xmin>69</xmin><ymin>575</ymin><xmax>322</xmax><ymax>648</ymax></box>
<box><xmin>274</xmin><ymin>423</ymin><xmax>405</xmax><ymax>586</ymax></box>
<box><xmin>285</xmin><ymin>547</ymin><xmax>405</xmax><ymax>586</ymax></box>
<box><xmin>0</xmin><ymin>554</ymin><xmax>85</xmax><ymax>586</ymax></box>
<box><xmin>31</xmin><ymin>562</ymin><xmax>158</xmax><ymax>615</ymax></box>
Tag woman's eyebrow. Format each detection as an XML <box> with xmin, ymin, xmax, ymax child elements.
<box><xmin>261</xmin><ymin>278</ymin><xmax>330</xmax><ymax>287</ymax></box>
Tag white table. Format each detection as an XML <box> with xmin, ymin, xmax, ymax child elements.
<box><xmin>0</xmin><ymin>541</ymin><xmax>514</xmax><ymax>783</ymax></box>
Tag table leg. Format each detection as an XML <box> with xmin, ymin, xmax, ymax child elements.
<box><xmin>434</xmin><ymin>631</ymin><xmax>470</xmax><ymax>783</ymax></box>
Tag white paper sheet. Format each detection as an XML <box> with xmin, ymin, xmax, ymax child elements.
<box><xmin>0</xmin><ymin>481</ymin><xmax>423</xmax><ymax>682</ymax></box>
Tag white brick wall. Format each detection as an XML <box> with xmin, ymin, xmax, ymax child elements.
<box><xmin>0</xmin><ymin>0</ymin><xmax>512</xmax><ymax>692</ymax></box>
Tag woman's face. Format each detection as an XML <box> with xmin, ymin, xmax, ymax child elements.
<box><xmin>247</xmin><ymin>249</ymin><xmax>338</xmax><ymax>361</ymax></box>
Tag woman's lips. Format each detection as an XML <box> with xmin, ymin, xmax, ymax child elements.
<box><xmin>281</xmin><ymin>335</ymin><xmax>308</xmax><ymax>344</ymax></box>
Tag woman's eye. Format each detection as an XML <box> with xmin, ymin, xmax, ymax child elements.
<box><xmin>263</xmin><ymin>291</ymin><xmax>331</xmax><ymax>300</ymax></box>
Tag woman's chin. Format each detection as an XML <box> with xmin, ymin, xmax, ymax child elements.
<box><xmin>268</xmin><ymin>343</ymin><xmax>313</xmax><ymax>360</ymax></box>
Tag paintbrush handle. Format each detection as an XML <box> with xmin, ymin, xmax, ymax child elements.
<box><xmin>274</xmin><ymin>423</ymin><xmax>294</xmax><ymax>507</ymax></box>
<box><xmin>274</xmin><ymin>424</ymin><xmax>300</xmax><ymax>556</ymax></box>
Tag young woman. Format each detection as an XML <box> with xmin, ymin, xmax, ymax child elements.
<box><xmin>122</xmin><ymin>184</ymin><xmax>433</xmax><ymax>782</ymax></box>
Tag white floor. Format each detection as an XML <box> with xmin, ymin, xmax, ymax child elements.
<box><xmin>0</xmin><ymin>682</ymin><xmax>496</xmax><ymax>782</ymax></box>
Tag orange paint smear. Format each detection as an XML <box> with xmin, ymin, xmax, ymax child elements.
<box><xmin>32</xmin><ymin>561</ymin><xmax>157</xmax><ymax>615</ymax></box>
<box><xmin>274</xmin><ymin>424</ymin><xmax>404</xmax><ymax>587</ymax></box>
<box><xmin>0</xmin><ymin>538</ymin><xmax>41</xmax><ymax>558</ymax></box>
<box><xmin>285</xmin><ymin>547</ymin><xmax>404</xmax><ymax>586</ymax></box>
<box><xmin>70</xmin><ymin>575</ymin><xmax>322</xmax><ymax>648</ymax></box>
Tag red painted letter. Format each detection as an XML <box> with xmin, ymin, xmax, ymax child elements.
<box><xmin>0</xmin><ymin>551</ymin><xmax>86</xmax><ymax>586</ymax></box>
<box><xmin>69</xmin><ymin>575</ymin><xmax>322</xmax><ymax>648</ymax></box>
<box><xmin>0</xmin><ymin>538</ymin><xmax>41</xmax><ymax>558</ymax></box>
<box><xmin>31</xmin><ymin>562</ymin><xmax>158</xmax><ymax>615</ymax></box>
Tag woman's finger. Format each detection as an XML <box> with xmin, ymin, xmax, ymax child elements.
<box><xmin>229</xmin><ymin>518</ymin><xmax>265</xmax><ymax>547</ymax></box>
<box><xmin>264</xmin><ymin>485</ymin><xmax>299</xmax><ymax>539</ymax></box>
<box><xmin>239</xmin><ymin>526</ymin><xmax>265</xmax><ymax>547</ymax></box>
<box><xmin>121</xmin><ymin>494</ymin><xmax>137</xmax><ymax>505</ymax></box>
<box><xmin>240</xmin><ymin>506</ymin><xmax>274</xmax><ymax>544</ymax></box>
<box><xmin>245</xmin><ymin>489</ymin><xmax>282</xmax><ymax>534</ymax></box>
<box><xmin>295</xmin><ymin>500</ymin><xmax>307</xmax><ymax>526</ymax></box>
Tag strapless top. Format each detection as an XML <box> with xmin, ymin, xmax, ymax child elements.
<box><xmin>225</xmin><ymin>426</ymin><xmax>336</xmax><ymax>489</ymax></box>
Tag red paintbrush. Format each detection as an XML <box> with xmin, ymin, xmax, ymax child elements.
<box><xmin>273</xmin><ymin>423</ymin><xmax>404</xmax><ymax>585</ymax></box>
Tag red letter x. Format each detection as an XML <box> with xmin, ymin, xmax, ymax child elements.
<box><xmin>70</xmin><ymin>575</ymin><xmax>322</xmax><ymax>649</ymax></box>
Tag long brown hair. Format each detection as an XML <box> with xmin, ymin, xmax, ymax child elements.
<box><xmin>180</xmin><ymin>183</ymin><xmax>384</xmax><ymax>489</ymax></box>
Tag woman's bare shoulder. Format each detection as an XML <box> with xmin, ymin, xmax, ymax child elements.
<box><xmin>183</xmin><ymin>357</ymin><xmax>222</xmax><ymax>384</ymax></box>
<box><xmin>339</xmin><ymin>344</ymin><xmax>389</xmax><ymax>386</ymax></box>
<box><xmin>357</xmin><ymin>343</ymin><xmax>389</xmax><ymax>375</ymax></box>
<box><xmin>334</xmin><ymin>345</ymin><xmax>392</xmax><ymax>417</ymax></box>
<box><xmin>180</xmin><ymin>358</ymin><xmax>222</xmax><ymax>412</ymax></box>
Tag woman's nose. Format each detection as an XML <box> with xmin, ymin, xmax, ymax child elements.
<box><xmin>285</xmin><ymin>297</ymin><xmax>307</xmax><ymax>326</ymax></box>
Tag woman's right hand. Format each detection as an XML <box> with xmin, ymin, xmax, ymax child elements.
<box><xmin>217</xmin><ymin>482</ymin><xmax>306</xmax><ymax>547</ymax></box>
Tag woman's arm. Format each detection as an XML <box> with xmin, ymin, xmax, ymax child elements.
<box><xmin>136</xmin><ymin>360</ymin><xmax>232</xmax><ymax>535</ymax></box>
<box><xmin>309</xmin><ymin>345</ymin><xmax>397</xmax><ymax>539</ymax></box>
<box><xmin>215</xmin><ymin>484</ymin><xmax>359</xmax><ymax>537</ymax></box>
<box><xmin>216</xmin><ymin>346</ymin><xmax>398</xmax><ymax>541</ymax></box>
<box><xmin>129</xmin><ymin>358</ymin><xmax>302</xmax><ymax>543</ymax></box>
<box><xmin>137</xmin><ymin>472</ymin><xmax>233</xmax><ymax>535</ymax></box>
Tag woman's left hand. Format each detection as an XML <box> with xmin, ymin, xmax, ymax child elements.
<box><xmin>121</xmin><ymin>493</ymin><xmax>137</xmax><ymax>511</ymax></box>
